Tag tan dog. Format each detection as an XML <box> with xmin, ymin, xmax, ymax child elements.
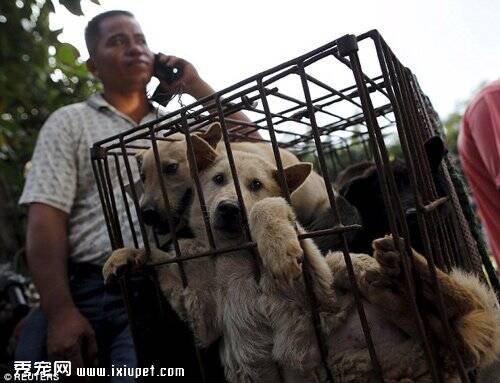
<box><xmin>136</xmin><ymin>132</ymin><xmax>194</xmax><ymax>235</ymax></box>
<box><xmin>135</xmin><ymin>122</ymin><xmax>352</xmax><ymax>240</ymax></box>
<box><xmin>104</xmin><ymin>135</ymin><xmax>499</xmax><ymax>382</ymax></box>
<box><xmin>106</xmin><ymin>136</ymin><xmax>314</xmax><ymax>382</ymax></box>
<box><xmin>252</xmin><ymin>198</ymin><xmax>500</xmax><ymax>381</ymax></box>
<box><xmin>201</xmin><ymin>123</ymin><xmax>331</xmax><ymax>226</ymax></box>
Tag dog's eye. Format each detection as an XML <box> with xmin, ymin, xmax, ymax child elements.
<box><xmin>249</xmin><ymin>179</ymin><xmax>263</xmax><ymax>192</ymax></box>
<box><xmin>213</xmin><ymin>173</ymin><xmax>225</xmax><ymax>185</ymax></box>
<box><xmin>163</xmin><ymin>163</ymin><xmax>178</xmax><ymax>175</ymax></box>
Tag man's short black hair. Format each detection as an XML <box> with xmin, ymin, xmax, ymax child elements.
<box><xmin>85</xmin><ymin>10</ymin><xmax>134</xmax><ymax>55</ymax></box>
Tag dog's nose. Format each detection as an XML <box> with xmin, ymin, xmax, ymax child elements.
<box><xmin>217</xmin><ymin>201</ymin><xmax>241</xmax><ymax>220</ymax></box>
<box><xmin>141</xmin><ymin>207</ymin><xmax>161</xmax><ymax>226</ymax></box>
<box><xmin>214</xmin><ymin>201</ymin><xmax>242</xmax><ymax>234</ymax></box>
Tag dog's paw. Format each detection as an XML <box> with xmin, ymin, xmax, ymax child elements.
<box><xmin>102</xmin><ymin>247</ymin><xmax>147</xmax><ymax>283</ymax></box>
<box><xmin>249</xmin><ymin>197</ymin><xmax>296</xmax><ymax>227</ymax></box>
<box><xmin>250</xmin><ymin>197</ymin><xmax>304</xmax><ymax>285</ymax></box>
<box><xmin>371</xmin><ymin>235</ymin><xmax>404</xmax><ymax>278</ymax></box>
<box><xmin>265</xmin><ymin>231</ymin><xmax>304</xmax><ymax>286</ymax></box>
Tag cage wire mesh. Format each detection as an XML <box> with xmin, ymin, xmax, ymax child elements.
<box><xmin>91</xmin><ymin>30</ymin><xmax>499</xmax><ymax>382</ymax></box>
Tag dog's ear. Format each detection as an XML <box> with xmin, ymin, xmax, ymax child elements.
<box><xmin>424</xmin><ymin>136</ymin><xmax>447</xmax><ymax>172</ymax></box>
<box><xmin>190</xmin><ymin>135</ymin><xmax>219</xmax><ymax>171</ymax></box>
<box><xmin>124</xmin><ymin>179</ymin><xmax>144</xmax><ymax>201</ymax></box>
<box><xmin>135</xmin><ymin>149</ymin><xmax>147</xmax><ymax>161</ymax></box>
<box><xmin>135</xmin><ymin>149</ymin><xmax>147</xmax><ymax>168</ymax></box>
<box><xmin>195</xmin><ymin>122</ymin><xmax>222</xmax><ymax>149</ymax></box>
<box><xmin>276</xmin><ymin>162</ymin><xmax>312</xmax><ymax>194</ymax></box>
<box><xmin>340</xmin><ymin>170</ymin><xmax>378</xmax><ymax>207</ymax></box>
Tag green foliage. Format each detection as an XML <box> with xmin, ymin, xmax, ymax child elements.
<box><xmin>442</xmin><ymin>112</ymin><xmax>461</xmax><ymax>155</ymax></box>
<box><xmin>0</xmin><ymin>0</ymin><xmax>100</xmax><ymax>258</ymax></box>
<box><xmin>442</xmin><ymin>82</ymin><xmax>488</xmax><ymax>155</ymax></box>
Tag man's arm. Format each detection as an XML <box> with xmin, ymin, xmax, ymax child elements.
<box><xmin>156</xmin><ymin>54</ymin><xmax>261</xmax><ymax>140</ymax></box>
<box><xmin>26</xmin><ymin>203</ymin><xmax>97</xmax><ymax>368</ymax></box>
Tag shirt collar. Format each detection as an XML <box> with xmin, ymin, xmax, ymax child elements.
<box><xmin>86</xmin><ymin>92</ymin><xmax>159</xmax><ymax>125</ymax></box>
<box><xmin>86</xmin><ymin>92</ymin><xmax>112</xmax><ymax>111</ymax></box>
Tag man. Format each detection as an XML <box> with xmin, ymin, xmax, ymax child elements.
<box><xmin>16</xmin><ymin>10</ymin><xmax>254</xmax><ymax>381</ymax></box>
<box><xmin>458</xmin><ymin>79</ymin><xmax>500</xmax><ymax>268</ymax></box>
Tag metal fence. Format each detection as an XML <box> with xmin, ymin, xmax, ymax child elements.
<box><xmin>91</xmin><ymin>30</ymin><xmax>499</xmax><ymax>382</ymax></box>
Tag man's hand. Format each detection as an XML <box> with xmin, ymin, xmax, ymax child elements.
<box><xmin>47</xmin><ymin>306</ymin><xmax>98</xmax><ymax>368</ymax></box>
<box><xmin>26</xmin><ymin>203</ymin><xmax>98</xmax><ymax>373</ymax></box>
<box><xmin>155</xmin><ymin>54</ymin><xmax>210</xmax><ymax>98</ymax></box>
<box><xmin>154</xmin><ymin>54</ymin><xmax>261</xmax><ymax>140</ymax></box>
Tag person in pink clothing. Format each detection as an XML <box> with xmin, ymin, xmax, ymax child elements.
<box><xmin>458</xmin><ymin>79</ymin><xmax>500</xmax><ymax>268</ymax></box>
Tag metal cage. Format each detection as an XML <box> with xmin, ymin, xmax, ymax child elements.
<box><xmin>91</xmin><ymin>30</ymin><xmax>499</xmax><ymax>382</ymax></box>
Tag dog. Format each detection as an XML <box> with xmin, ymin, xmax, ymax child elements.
<box><xmin>252</xmin><ymin>201</ymin><xmax>499</xmax><ymax>382</ymax></box>
<box><xmin>107</xmin><ymin>135</ymin><xmax>314</xmax><ymax>382</ymax></box>
<box><xmin>104</xmin><ymin>134</ymin><xmax>499</xmax><ymax>382</ymax></box>
<box><xmin>318</xmin><ymin>136</ymin><xmax>450</xmax><ymax>255</ymax></box>
<box><xmin>136</xmin><ymin>122</ymin><xmax>359</xmax><ymax>250</ymax></box>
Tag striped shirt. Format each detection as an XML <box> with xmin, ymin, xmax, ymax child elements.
<box><xmin>20</xmin><ymin>93</ymin><xmax>159</xmax><ymax>265</ymax></box>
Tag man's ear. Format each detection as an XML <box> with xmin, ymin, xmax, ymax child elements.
<box><xmin>275</xmin><ymin>163</ymin><xmax>312</xmax><ymax>194</ymax></box>
<box><xmin>195</xmin><ymin>122</ymin><xmax>222</xmax><ymax>149</ymax></box>
<box><xmin>424</xmin><ymin>136</ymin><xmax>447</xmax><ymax>172</ymax></box>
<box><xmin>86</xmin><ymin>58</ymin><xmax>99</xmax><ymax>78</ymax></box>
<box><xmin>190</xmin><ymin>135</ymin><xmax>219</xmax><ymax>171</ymax></box>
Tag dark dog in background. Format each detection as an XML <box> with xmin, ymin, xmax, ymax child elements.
<box><xmin>309</xmin><ymin>136</ymin><xmax>448</xmax><ymax>255</ymax></box>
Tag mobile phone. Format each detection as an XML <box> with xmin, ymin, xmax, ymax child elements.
<box><xmin>153</xmin><ymin>53</ymin><xmax>181</xmax><ymax>84</ymax></box>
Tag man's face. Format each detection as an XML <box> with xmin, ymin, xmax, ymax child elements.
<box><xmin>87</xmin><ymin>15</ymin><xmax>154</xmax><ymax>92</ymax></box>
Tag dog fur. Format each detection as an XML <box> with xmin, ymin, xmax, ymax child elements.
<box><xmin>136</xmin><ymin>122</ymin><xmax>358</xmax><ymax>247</ymax></box>
<box><xmin>252</xmin><ymin>198</ymin><xmax>499</xmax><ymax>382</ymax></box>
<box><xmin>106</xmin><ymin>137</ymin><xmax>314</xmax><ymax>382</ymax></box>
<box><xmin>104</xmin><ymin>134</ymin><xmax>499</xmax><ymax>382</ymax></box>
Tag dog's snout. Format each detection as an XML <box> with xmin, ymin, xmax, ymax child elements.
<box><xmin>217</xmin><ymin>201</ymin><xmax>241</xmax><ymax>219</ymax></box>
<box><xmin>214</xmin><ymin>201</ymin><xmax>242</xmax><ymax>235</ymax></box>
<box><xmin>141</xmin><ymin>207</ymin><xmax>161</xmax><ymax>226</ymax></box>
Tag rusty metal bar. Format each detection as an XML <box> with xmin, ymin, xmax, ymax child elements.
<box><xmin>113</xmin><ymin>154</ymin><xmax>139</xmax><ymax>249</ymax></box>
<box><xmin>371</xmin><ymin>33</ymin><xmax>444</xmax><ymax>382</ymax></box>
<box><xmin>96</xmin><ymin>157</ymin><xmax>122</xmax><ymax>249</ymax></box>
<box><xmin>149</xmin><ymin>242</ymin><xmax>258</xmax><ymax>266</ymax></box>
<box><xmin>91</xmin><ymin>155</ymin><xmax>117</xmax><ymax>249</ymax></box>
<box><xmin>298</xmin><ymin>224</ymin><xmax>362</xmax><ymax>240</ymax></box>
<box><xmin>259</xmin><ymin>75</ymin><xmax>335</xmax><ymax>382</ymax></box>
<box><xmin>388</xmin><ymin>44</ymin><xmax>469</xmax><ymax>382</ymax></box>
<box><xmin>103</xmin><ymin>155</ymin><xmax>124</xmax><ymax>248</ymax></box>
<box><xmin>148</xmin><ymin>127</ymin><xmax>189</xmax><ymax>285</ymax></box>
<box><xmin>345</xmin><ymin>34</ymin><xmax>441</xmax><ymax>382</ymax></box>
<box><xmin>148</xmin><ymin>124</ymin><xmax>208</xmax><ymax>382</ymax></box>
<box><xmin>182</xmin><ymin>114</ymin><xmax>217</xmax><ymax>250</ymax></box>
<box><xmin>298</xmin><ymin>61</ymin><xmax>385</xmax><ymax>382</ymax></box>
<box><xmin>372</xmin><ymin>31</ymin><xmax>453</xmax><ymax>382</ymax></box>
<box><xmin>120</xmin><ymin>138</ymin><xmax>151</xmax><ymax>255</ymax></box>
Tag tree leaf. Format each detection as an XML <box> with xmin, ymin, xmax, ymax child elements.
<box><xmin>56</xmin><ymin>42</ymin><xmax>80</xmax><ymax>65</ymax></box>
<box><xmin>45</xmin><ymin>0</ymin><xmax>55</xmax><ymax>13</ymax></box>
<box><xmin>58</xmin><ymin>0</ymin><xmax>84</xmax><ymax>16</ymax></box>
